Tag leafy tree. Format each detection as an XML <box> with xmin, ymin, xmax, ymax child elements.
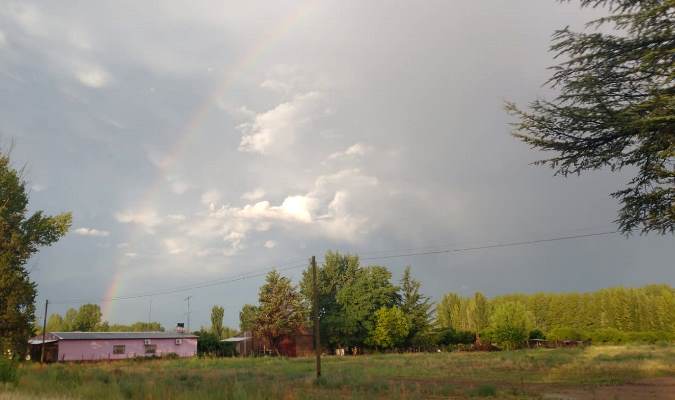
<box><xmin>221</xmin><ymin>326</ymin><xmax>238</xmax><ymax>339</ymax></box>
<box><xmin>399</xmin><ymin>266</ymin><xmax>433</xmax><ymax>346</ymax></box>
<box><xmin>369</xmin><ymin>306</ymin><xmax>410</xmax><ymax>349</ymax></box>
<box><xmin>488</xmin><ymin>302</ymin><xmax>534</xmax><ymax>350</ymax></box>
<box><xmin>335</xmin><ymin>265</ymin><xmax>400</xmax><ymax>347</ymax></box>
<box><xmin>299</xmin><ymin>251</ymin><xmax>360</xmax><ymax>349</ymax></box>
<box><xmin>46</xmin><ymin>314</ymin><xmax>64</xmax><ymax>332</ymax></box>
<box><xmin>239</xmin><ymin>304</ymin><xmax>258</xmax><ymax>333</ymax></box>
<box><xmin>467</xmin><ymin>292</ymin><xmax>490</xmax><ymax>332</ymax></box>
<box><xmin>254</xmin><ymin>271</ymin><xmax>307</xmax><ymax>354</ymax></box>
<box><xmin>73</xmin><ymin>304</ymin><xmax>102</xmax><ymax>331</ymax></box>
<box><xmin>194</xmin><ymin>329</ymin><xmax>236</xmax><ymax>357</ymax></box>
<box><xmin>210</xmin><ymin>305</ymin><xmax>225</xmax><ymax>339</ymax></box>
<box><xmin>106</xmin><ymin>322</ymin><xmax>164</xmax><ymax>332</ymax></box>
<box><xmin>63</xmin><ymin>308</ymin><xmax>78</xmax><ymax>331</ymax></box>
<box><xmin>0</xmin><ymin>151</ymin><xmax>71</xmax><ymax>357</ymax></box>
<box><xmin>507</xmin><ymin>0</ymin><xmax>675</xmax><ymax>234</ymax></box>
<box><xmin>436</xmin><ymin>293</ymin><xmax>469</xmax><ymax>331</ymax></box>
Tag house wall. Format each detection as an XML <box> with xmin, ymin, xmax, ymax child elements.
<box><xmin>57</xmin><ymin>338</ymin><xmax>197</xmax><ymax>361</ymax></box>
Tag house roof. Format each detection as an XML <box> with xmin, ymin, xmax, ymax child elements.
<box><xmin>49</xmin><ymin>332</ymin><xmax>197</xmax><ymax>340</ymax></box>
<box><xmin>28</xmin><ymin>338</ymin><xmax>58</xmax><ymax>345</ymax></box>
<box><xmin>221</xmin><ymin>336</ymin><xmax>251</xmax><ymax>342</ymax></box>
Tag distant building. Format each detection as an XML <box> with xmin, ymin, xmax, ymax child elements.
<box><xmin>222</xmin><ymin>328</ymin><xmax>313</xmax><ymax>357</ymax></box>
<box><xmin>28</xmin><ymin>331</ymin><xmax>197</xmax><ymax>362</ymax></box>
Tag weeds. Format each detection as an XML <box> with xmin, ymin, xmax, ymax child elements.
<box><xmin>5</xmin><ymin>345</ymin><xmax>674</xmax><ymax>399</ymax></box>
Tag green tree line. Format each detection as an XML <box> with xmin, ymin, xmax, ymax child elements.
<box><xmin>242</xmin><ymin>252</ymin><xmax>674</xmax><ymax>352</ymax></box>
<box><xmin>42</xmin><ymin>304</ymin><xmax>164</xmax><ymax>333</ymax></box>
<box><xmin>438</xmin><ymin>284</ymin><xmax>675</xmax><ymax>334</ymax></box>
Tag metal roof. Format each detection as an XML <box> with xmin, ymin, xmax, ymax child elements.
<box><xmin>50</xmin><ymin>332</ymin><xmax>197</xmax><ymax>340</ymax></box>
<box><xmin>28</xmin><ymin>339</ymin><xmax>58</xmax><ymax>345</ymax></box>
<box><xmin>221</xmin><ymin>337</ymin><xmax>250</xmax><ymax>342</ymax></box>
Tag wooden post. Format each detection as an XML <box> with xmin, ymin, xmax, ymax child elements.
<box><xmin>312</xmin><ymin>256</ymin><xmax>321</xmax><ymax>378</ymax></box>
<box><xmin>40</xmin><ymin>299</ymin><xmax>48</xmax><ymax>363</ymax></box>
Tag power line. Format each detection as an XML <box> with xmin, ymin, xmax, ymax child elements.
<box><xmin>358</xmin><ymin>230</ymin><xmax>617</xmax><ymax>262</ymax></box>
<box><xmin>50</xmin><ymin>262</ymin><xmax>308</xmax><ymax>305</ymax></box>
<box><xmin>49</xmin><ymin>229</ymin><xmax>617</xmax><ymax>305</ymax></box>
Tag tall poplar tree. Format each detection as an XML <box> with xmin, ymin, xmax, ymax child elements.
<box><xmin>0</xmin><ymin>151</ymin><xmax>71</xmax><ymax>357</ymax></box>
<box><xmin>507</xmin><ymin>0</ymin><xmax>674</xmax><ymax>234</ymax></box>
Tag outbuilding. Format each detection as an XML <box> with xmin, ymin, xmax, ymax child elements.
<box><xmin>29</xmin><ymin>331</ymin><xmax>197</xmax><ymax>362</ymax></box>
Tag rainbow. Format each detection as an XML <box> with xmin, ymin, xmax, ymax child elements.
<box><xmin>101</xmin><ymin>1</ymin><xmax>318</xmax><ymax>321</ymax></box>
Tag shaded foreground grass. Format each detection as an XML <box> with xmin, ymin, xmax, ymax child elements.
<box><xmin>1</xmin><ymin>345</ymin><xmax>674</xmax><ymax>399</ymax></box>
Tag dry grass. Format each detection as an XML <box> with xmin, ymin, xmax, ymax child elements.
<box><xmin>1</xmin><ymin>345</ymin><xmax>673</xmax><ymax>399</ymax></box>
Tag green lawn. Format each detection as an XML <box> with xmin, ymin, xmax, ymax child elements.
<box><xmin>2</xmin><ymin>345</ymin><xmax>674</xmax><ymax>399</ymax></box>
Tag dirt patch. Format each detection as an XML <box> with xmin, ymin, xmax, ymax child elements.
<box><xmin>542</xmin><ymin>377</ymin><xmax>675</xmax><ymax>400</ymax></box>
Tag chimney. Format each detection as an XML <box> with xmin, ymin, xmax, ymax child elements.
<box><xmin>176</xmin><ymin>322</ymin><xmax>185</xmax><ymax>334</ymax></box>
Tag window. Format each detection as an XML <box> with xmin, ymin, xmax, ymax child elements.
<box><xmin>113</xmin><ymin>345</ymin><xmax>125</xmax><ymax>355</ymax></box>
<box><xmin>144</xmin><ymin>344</ymin><xmax>157</xmax><ymax>354</ymax></box>
<box><xmin>144</xmin><ymin>339</ymin><xmax>151</xmax><ymax>345</ymax></box>
<box><xmin>175</xmin><ymin>338</ymin><xmax>182</xmax><ymax>345</ymax></box>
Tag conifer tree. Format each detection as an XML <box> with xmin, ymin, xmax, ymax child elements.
<box><xmin>507</xmin><ymin>0</ymin><xmax>675</xmax><ymax>234</ymax></box>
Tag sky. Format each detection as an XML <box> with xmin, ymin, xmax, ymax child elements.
<box><xmin>1</xmin><ymin>0</ymin><xmax>672</xmax><ymax>330</ymax></box>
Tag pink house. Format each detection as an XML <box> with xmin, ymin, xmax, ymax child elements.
<box><xmin>29</xmin><ymin>332</ymin><xmax>197</xmax><ymax>362</ymax></box>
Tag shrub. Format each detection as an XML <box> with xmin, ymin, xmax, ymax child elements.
<box><xmin>0</xmin><ymin>358</ymin><xmax>18</xmax><ymax>384</ymax></box>
<box><xmin>436</xmin><ymin>328</ymin><xmax>475</xmax><ymax>346</ymax></box>
<box><xmin>588</xmin><ymin>328</ymin><xmax>626</xmax><ymax>344</ymax></box>
<box><xmin>528</xmin><ymin>329</ymin><xmax>545</xmax><ymax>340</ymax></box>
<box><xmin>547</xmin><ymin>327</ymin><xmax>588</xmax><ymax>342</ymax></box>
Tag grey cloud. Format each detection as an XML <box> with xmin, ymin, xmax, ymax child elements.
<box><xmin>2</xmin><ymin>1</ymin><xmax>671</xmax><ymax>329</ymax></box>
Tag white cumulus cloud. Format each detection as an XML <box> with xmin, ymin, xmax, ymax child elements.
<box><xmin>238</xmin><ymin>91</ymin><xmax>326</xmax><ymax>155</ymax></box>
<box><xmin>74</xmin><ymin>227</ymin><xmax>110</xmax><ymax>237</ymax></box>
<box><xmin>241</xmin><ymin>188</ymin><xmax>265</xmax><ymax>201</ymax></box>
<box><xmin>76</xmin><ymin>65</ymin><xmax>109</xmax><ymax>88</ymax></box>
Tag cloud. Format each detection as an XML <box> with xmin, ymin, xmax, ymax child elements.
<box><xmin>185</xmin><ymin>168</ymin><xmax>379</xmax><ymax>254</ymax></box>
<box><xmin>76</xmin><ymin>65</ymin><xmax>109</xmax><ymax>88</ymax></box>
<box><xmin>241</xmin><ymin>188</ymin><xmax>265</xmax><ymax>201</ymax></box>
<box><xmin>6</xmin><ymin>3</ymin><xmax>46</xmax><ymax>37</ymax></box>
<box><xmin>264</xmin><ymin>240</ymin><xmax>277</xmax><ymax>249</ymax></box>
<box><xmin>169</xmin><ymin>180</ymin><xmax>190</xmax><ymax>195</ymax></box>
<box><xmin>327</xmin><ymin>143</ymin><xmax>372</xmax><ymax>161</ymax></box>
<box><xmin>116</xmin><ymin>242</ymin><xmax>129</xmax><ymax>249</ymax></box>
<box><xmin>0</xmin><ymin>31</ymin><xmax>7</xmax><ymax>48</ymax></box>
<box><xmin>201</xmin><ymin>190</ymin><xmax>221</xmax><ymax>205</ymax></box>
<box><xmin>238</xmin><ymin>91</ymin><xmax>326</xmax><ymax>154</ymax></box>
<box><xmin>115</xmin><ymin>209</ymin><xmax>162</xmax><ymax>232</ymax></box>
<box><xmin>74</xmin><ymin>227</ymin><xmax>110</xmax><ymax>237</ymax></box>
<box><xmin>164</xmin><ymin>238</ymin><xmax>186</xmax><ymax>255</ymax></box>
<box><xmin>124</xmin><ymin>252</ymin><xmax>138</xmax><ymax>258</ymax></box>
<box><xmin>167</xmin><ymin>214</ymin><xmax>187</xmax><ymax>222</ymax></box>
<box><xmin>30</xmin><ymin>184</ymin><xmax>46</xmax><ymax>192</ymax></box>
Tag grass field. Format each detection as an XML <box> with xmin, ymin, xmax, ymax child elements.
<box><xmin>1</xmin><ymin>345</ymin><xmax>674</xmax><ymax>399</ymax></box>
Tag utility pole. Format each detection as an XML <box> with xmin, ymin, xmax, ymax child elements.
<box><xmin>185</xmin><ymin>296</ymin><xmax>192</xmax><ymax>334</ymax></box>
<box><xmin>41</xmin><ymin>299</ymin><xmax>48</xmax><ymax>364</ymax></box>
<box><xmin>148</xmin><ymin>297</ymin><xmax>152</xmax><ymax>326</ymax></box>
<box><xmin>311</xmin><ymin>256</ymin><xmax>321</xmax><ymax>378</ymax></box>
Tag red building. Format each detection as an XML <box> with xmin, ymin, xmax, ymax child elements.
<box><xmin>223</xmin><ymin>328</ymin><xmax>313</xmax><ymax>357</ymax></box>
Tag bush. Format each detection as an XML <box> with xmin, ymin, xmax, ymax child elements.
<box><xmin>546</xmin><ymin>327</ymin><xmax>588</xmax><ymax>341</ymax></box>
<box><xmin>0</xmin><ymin>358</ymin><xmax>18</xmax><ymax>384</ymax></box>
<box><xmin>588</xmin><ymin>328</ymin><xmax>626</xmax><ymax>344</ymax></box>
<box><xmin>528</xmin><ymin>329</ymin><xmax>545</xmax><ymax>340</ymax></box>
<box><xmin>436</xmin><ymin>328</ymin><xmax>475</xmax><ymax>346</ymax></box>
